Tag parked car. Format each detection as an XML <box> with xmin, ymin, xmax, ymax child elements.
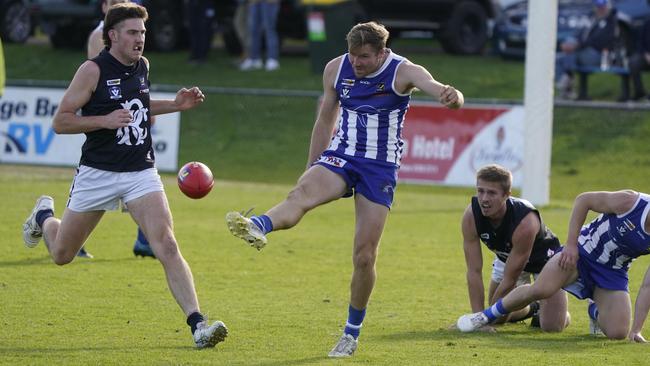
<box><xmin>354</xmin><ymin>0</ymin><xmax>499</xmax><ymax>55</ymax></box>
<box><xmin>31</xmin><ymin>0</ymin><xmax>500</xmax><ymax>56</ymax></box>
<box><xmin>0</xmin><ymin>0</ymin><xmax>33</xmax><ymax>43</ymax></box>
<box><xmin>31</xmin><ymin>0</ymin><xmax>194</xmax><ymax>50</ymax></box>
<box><xmin>494</xmin><ymin>0</ymin><xmax>650</xmax><ymax>59</ymax></box>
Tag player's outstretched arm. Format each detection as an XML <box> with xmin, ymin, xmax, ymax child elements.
<box><xmin>395</xmin><ymin>61</ymin><xmax>464</xmax><ymax>109</ymax></box>
<box><xmin>53</xmin><ymin>61</ymin><xmax>131</xmax><ymax>134</ymax></box>
<box><xmin>561</xmin><ymin>190</ymin><xmax>638</xmax><ymax>270</ymax></box>
<box><xmin>150</xmin><ymin>87</ymin><xmax>205</xmax><ymax>116</ymax></box>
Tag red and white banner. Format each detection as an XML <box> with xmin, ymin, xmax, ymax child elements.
<box><xmin>400</xmin><ymin>102</ymin><xmax>525</xmax><ymax>187</ymax></box>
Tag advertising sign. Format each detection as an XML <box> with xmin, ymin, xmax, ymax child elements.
<box><xmin>400</xmin><ymin>102</ymin><xmax>525</xmax><ymax>187</ymax></box>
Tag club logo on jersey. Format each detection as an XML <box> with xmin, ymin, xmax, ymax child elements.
<box><xmin>139</xmin><ymin>76</ymin><xmax>146</xmax><ymax>86</ymax></box>
<box><xmin>340</xmin><ymin>88</ymin><xmax>351</xmax><ymax>99</ymax></box>
<box><xmin>106</xmin><ymin>79</ymin><xmax>121</xmax><ymax>86</ymax></box>
<box><xmin>317</xmin><ymin>155</ymin><xmax>347</xmax><ymax>168</ymax></box>
<box><xmin>376</xmin><ymin>82</ymin><xmax>385</xmax><ymax>92</ymax></box>
<box><xmin>116</xmin><ymin>98</ymin><xmax>149</xmax><ymax>146</ymax></box>
<box><xmin>109</xmin><ymin>86</ymin><xmax>122</xmax><ymax>100</ymax></box>
<box><xmin>480</xmin><ymin>233</ymin><xmax>490</xmax><ymax>240</ymax></box>
<box><xmin>342</xmin><ymin>78</ymin><xmax>355</xmax><ymax>87</ymax></box>
<box><xmin>617</xmin><ymin>219</ymin><xmax>636</xmax><ymax>236</ymax></box>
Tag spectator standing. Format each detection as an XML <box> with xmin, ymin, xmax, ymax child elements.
<box><xmin>185</xmin><ymin>0</ymin><xmax>215</xmax><ymax>64</ymax></box>
<box><xmin>240</xmin><ymin>0</ymin><xmax>280</xmax><ymax>71</ymax></box>
<box><xmin>234</xmin><ymin>0</ymin><xmax>250</xmax><ymax>65</ymax></box>
<box><xmin>622</xmin><ymin>17</ymin><xmax>650</xmax><ymax>101</ymax></box>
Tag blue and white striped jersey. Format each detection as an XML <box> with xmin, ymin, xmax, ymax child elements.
<box><xmin>328</xmin><ymin>50</ymin><xmax>411</xmax><ymax>166</ymax></box>
<box><xmin>579</xmin><ymin>193</ymin><xmax>650</xmax><ymax>271</ymax></box>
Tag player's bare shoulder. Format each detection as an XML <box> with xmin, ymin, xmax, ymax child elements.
<box><xmin>322</xmin><ymin>55</ymin><xmax>345</xmax><ymax>88</ymax></box>
<box><xmin>461</xmin><ymin>204</ymin><xmax>478</xmax><ymax>238</ymax></box>
<box><xmin>71</xmin><ymin>60</ymin><xmax>101</xmax><ymax>91</ymax></box>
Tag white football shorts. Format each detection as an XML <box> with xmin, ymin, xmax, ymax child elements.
<box><xmin>67</xmin><ymin>165</ymin><xmax>164</xmax><ymax>212</ymax></box>
<box><xmin>491</xmin><ymin>256</ymin><xmax>537</xmax><ymax>285</ymax></box>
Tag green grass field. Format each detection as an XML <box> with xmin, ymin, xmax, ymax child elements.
<box><xmin>2</xmin><ymin>165</ymin><xmax>650</xmax><ymax>365</ymax></box>
<box><xmin>3</xmin><ymin>40</ymin><xmax>650</xmax><ymax>365</ymax></box>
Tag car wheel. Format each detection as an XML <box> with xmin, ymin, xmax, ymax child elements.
<box><xmin>0</xmin><ymin>0</ymin><xmax>31</xmax><ymax>43</ymax></box>
<box><xmin>439</xmin><ymin>0</ymin><xmax>488</xmax><ymax>55</ymax></box>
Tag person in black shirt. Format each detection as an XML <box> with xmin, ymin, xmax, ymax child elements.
<box><xmin>21</xmin><ymin>3</ymin><xmax>227</xmax><ymax>348</ymax></box>
<box><xmin>623</xmin><ymin>17</ymin><xmax>650</xmax><ymax>101</ymax></box>
<box><xmin>460</xmin><ymin>164</ymin><xmax>569</xmax><ymax>332</ymax></box>
<box><xmin>555</xmin><ymin>0</ymin><xmax>618</xmax><ymax>99</ymax></box>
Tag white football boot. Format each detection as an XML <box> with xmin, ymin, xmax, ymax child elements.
<box><xmin>225</xmin><ymin>211</ymin><xmax>267</xmax><ymax>250</ymax></box>
<box><xmin>193</xmin><ymin>320</ymin><xmax>228</xmax><ymax>349</ymax></box>
<box><xmin>22</xmin><ymin>195</ymin><xmax>54</xmax><ymax>248</ymax></box>
<box><xmin>457</xmin><ymin>312</ymin><xmax>489</xmax><ymax>333</ymax></box>
<box><xmin>328</xmin><ymin>334</ymin><xmax>358</xmax><ymax>358</ymax></box>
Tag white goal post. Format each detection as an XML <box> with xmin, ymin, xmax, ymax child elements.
<box><xmin>522</xmin><ymin>0</ymin><xmax>559</xmax><ymax>205</ymax></box>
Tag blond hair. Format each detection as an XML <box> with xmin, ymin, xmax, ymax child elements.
<box><xmin>346</xmin><ymin>21</ymin><xmax>389</xmax><ymax>53</ymax></box>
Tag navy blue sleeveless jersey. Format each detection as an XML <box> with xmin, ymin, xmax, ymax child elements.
<box><xmin>579</xmin><ymin>193</ymin><xmax>650</xmax><ymax>271</ymax></box>
<box><xmin>471</xmin><ymin>196</ymin><xmax>561</xmax><ymax>273</ymax></box>
<box><xmin>328</xmin><ymin>50</ymin><xmax>411</xmax><ymax>166</ymax></box>
<box><xmin>80</xmin><ymin>49</ymin><xmax>154</xmax><ymax>172</ymax></box>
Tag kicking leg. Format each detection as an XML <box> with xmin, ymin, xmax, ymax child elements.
<box><xmin>226</xmin><ymin>165</ymin><xmax>347</xmax><ymax>249</ymax></box>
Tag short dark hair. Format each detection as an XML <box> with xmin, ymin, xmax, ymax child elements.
<box><xmin>476</xmin><ymin>164</ymin><xmax>512</xmax><ymax>193</ymax></box>
<box><xmin>346</xmin><ymin>21</ymin><xmax>389</xmax><ymax>53</ymax></box>
<box><xmin>102</xmin><ymin>2</ymin><xmax>148</xmax><ymax>48</ymax></box>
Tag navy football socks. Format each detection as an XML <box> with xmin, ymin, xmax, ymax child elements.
<box><xmin>187</xmin><ymin>312</ymin><xmax>205</xmax><ymax>334</ymax></box>
<box><xmin>136</xmin><ymin>227</ymin><xmax>150</xmax><ymax>246</ymax></box>
<box><xmin>35</xmin><ymin>209</ymin><xmax>53</xmax><ymax>228</ymax></box>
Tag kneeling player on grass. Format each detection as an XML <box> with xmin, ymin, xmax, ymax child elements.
<box><xmin>458</xmin><ymin>190</ymin><xmax>650</xmax><ymax>342</ymax></box>
<box><xmin>460</xmin><ymin>164</ymin><xmax>569</xmax><ymax>332</ymax></box>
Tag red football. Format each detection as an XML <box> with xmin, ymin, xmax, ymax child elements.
<box><xmin>177</xmin><ymin>161</ymin><xmax>214</xmax><ymax>199</ymax></box>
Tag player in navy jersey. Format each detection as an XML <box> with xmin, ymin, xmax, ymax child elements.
<box><xmin>21</xmin><ymin>3</ymin><xmax>227</xmax><ymax>348</ymax></box>
<box><xmin>461</xmin><ymin>164</ymin><xmax>568</xmax><ymax>332</ymax></box>
<box><xmin>89</xmin><ymin>0</ymin><xmax>155</xmax><ymax>259</ymax></box>
<box><xmin>226</xmin><ymin>21</ymin><xmax>464</xmax><ymax>357</ymax></box>
<box><xmin>458</xmin><ymin>190</ymin><xmax>650</xmax><ymax>342</ymax></box>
